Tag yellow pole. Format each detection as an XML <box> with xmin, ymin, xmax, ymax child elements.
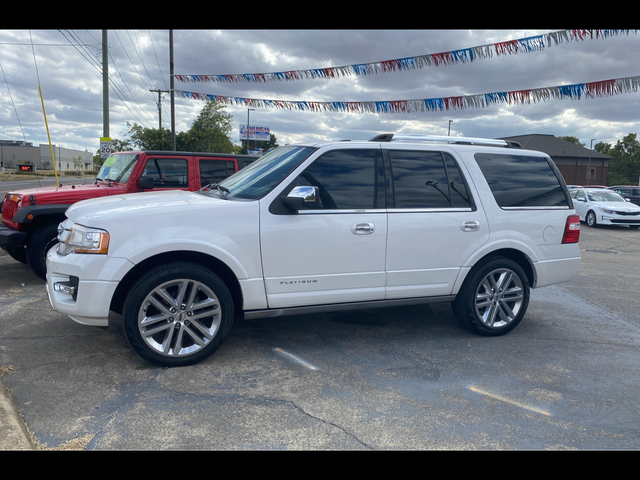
<box><xmin>38</xmin><ymin>85</ymin><xmax>59</xmax><ymax>187</ymax></box>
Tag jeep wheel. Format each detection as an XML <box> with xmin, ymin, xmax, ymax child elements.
<box><xmin>123</xmin><ymin>262</ymin><xmax>234</xmax><ymax>367</ymax></box>
<box><xmin>26</xmin><ymin>223</ymin><xmax>60</xmax><ymax>280</ymax></box>
<box><xmin>586</xmin><ymin>210</ymin><xmax>598</xmax><ymax>227</ymax></box>
<box><xmin>452</xmin><ymin>258</ymin><xmax>530</xmax><ymax>336</ymax></box>
<box><xmin>4</xmin><ymin>246</ymin><xmax>27</xmax><ymax>264</ymax></box>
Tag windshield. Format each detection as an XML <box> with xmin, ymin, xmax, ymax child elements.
<box><xmin>586</xmin><ymin>191</ymin><xmax>626</xmax><ymax>203</ymax></box>
<box><xmin>97</xmin><ymin>154</ymin><xmax>140</xmax><ymax>183</ymax></box>
<box><xmin>204</xmin><ymin>146</ymin><xmax>316</xmax><ymax>200</ymax></box>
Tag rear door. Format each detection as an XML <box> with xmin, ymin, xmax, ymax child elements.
<box><xmin>196</xmin><ymin>157</ymin><xmax>238</xmax><ymax>188</ymax></box>
<box><xmin>384</xmin><ymin>146</ymin><xmax>489</xmax><ymax>298</ymax></box>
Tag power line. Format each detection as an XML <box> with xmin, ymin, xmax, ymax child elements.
<box><xmin>128</xmin><ymin>30</ymin><xmax>156</xmax><ymax>91</ymax></box>
<box><xmin>58</xmin><ymin>30</ymin><xmax>155</xmax><ymax>129</ymax></box>
<box><xmin>149</xmin><ymin>30</ymin><xmax>169</xmax><ymax>91</ymax></box>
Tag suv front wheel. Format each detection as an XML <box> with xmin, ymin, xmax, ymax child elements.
<box><xmin>123</xmin><ymin>262</ymin><xmax>234</xmax><ymax>367</ymax></box>
<box><xmin>452</xmin><ymin>257</ymin><xmax>530</xmax><ymax>336</ymax></box>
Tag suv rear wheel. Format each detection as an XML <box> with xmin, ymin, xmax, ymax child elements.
<box><xmin>123</xmin><ymin>262</ymin><xmax>234</xmax><ymax>367</ymax></box>
<box><xmin>452</xmin><ymin>257</ymin><xmax>530</xmax><ymax>336</ymax></box>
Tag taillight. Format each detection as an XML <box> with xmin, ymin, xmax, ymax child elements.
<box><xmin>1</xmin><ymin>194</ymin><xmax>22</xmax><ymax>229</ymax></box>
<box><xmin>562</xmin><ymin>214</ymin><xmax>580</xmax><ymax>244</ymax></box>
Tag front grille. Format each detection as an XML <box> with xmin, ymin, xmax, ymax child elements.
<box><xmin>611</xmin><ymin>219</ymin><xmax>640</xmax><ymax>224</ymax></box>
<box><xmin>613</xmin><ymin>210</ymin><xmax>640</xmax><ymax>216</ymax></box>
<box><xmin>1</xmin><ymin>194</ymin><xmax>21</xmax><ymax>229</ymax></box>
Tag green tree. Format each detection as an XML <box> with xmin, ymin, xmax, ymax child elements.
<box><xmin>607</xmin><ymin>133</ymin><xmax>640</xmax><ymax>185</ymax></box>
<box><xmin>594</xmin><ymin>141</ymin><xmax>612</xmax><ymax>156</ymax></box>
<box><xmin>72</xmin><ymin>156</ymin><xmax>84</xmax><ymax>171</ymax></box>
<box><xmin>559</xmin><ymin>136</ymin><xmax>586</xmax><ymax>147</ymax></box>
<box><xmin>177</xmin><ymin>102</ymin><xmax>234</xmax><ymax>153</ymax></box>
<box><xmin>118</xmin><ymin>102</ymin><xmax>235</xmax><ymax>153</ymax></box>
<box><xmin>125</xmin><ymin>123</ymin><xmax>172</xmax><ymax>151</ymax></box>
<box><xmin>111</xmin><ymin>138</ymin><xmax>134</xmax><ymax>152</ymax></box>
<box><xmin>240</xmin><ymin>133</ymin><xmax>279</xmax><ymax>155</ymax></box>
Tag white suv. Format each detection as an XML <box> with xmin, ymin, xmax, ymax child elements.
<box><xmin>46</xmin><ymin>134</ymin><xmax>581</xmax><ymax>367</ymax></box>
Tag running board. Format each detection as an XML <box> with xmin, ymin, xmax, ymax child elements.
<box><xmin>243</xmin><ymin>295</ymin><xmax>457</xmax><ymax>320</ymax></box>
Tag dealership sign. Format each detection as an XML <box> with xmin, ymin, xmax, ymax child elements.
<box><xmin>239</xmin><ymin>125</ymin><xmax>270</xmax><ymax>141</ymax></box>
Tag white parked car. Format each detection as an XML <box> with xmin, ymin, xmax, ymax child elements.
<box><xmin>46</xmin><ymin>134</ymin><xmax>582</xmax><ymax>367</ymax></box>
<box><xmin>570</xmin><ymin>188</ymin><xmax>640</xmax><ymax>228</ymax></box>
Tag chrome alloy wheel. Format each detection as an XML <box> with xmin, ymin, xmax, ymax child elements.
<box><xmin>137</xmin><ymin>278</ymin><xmax>221</xmax><ymax>357</ymax></box>
<box><xmin>474</xmin><ymin>268</ymin><xmax>524</xmax><ymax>328</ymax></box>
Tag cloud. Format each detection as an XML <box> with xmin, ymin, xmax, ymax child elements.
<box><xmin>1</xmin><ymin>29</ymin><xmax>639</xmax><ymax>151</ymax></box>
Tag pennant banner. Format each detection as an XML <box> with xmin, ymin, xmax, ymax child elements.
<box><xmin>175</xmin><ymin>76</ymin><xmax>640</xmax><ymax>114</ymax></box>
<box><xmin>176</xmin><ymin>30</ymin><xmax>637</xmax><ymax>84</ymax></box>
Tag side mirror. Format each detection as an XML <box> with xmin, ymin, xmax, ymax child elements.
<box><xmin>281</xmin><ymin>186</ymin><xmax>320</xmax><ymax>211</ymax></box>
<box><xmin>626</xmin><ymin>198</ymin><xmax>631</xmax><ymax>202</ymax></box>
<box><xmin>138</xmin><ymin>176</ymin><xmax>154</xmax><ymax>190</ymax></box>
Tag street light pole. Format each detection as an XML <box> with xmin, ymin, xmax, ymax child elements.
<box><xmin>587</xmin><ymin>138</ymin><xmax>595</xmax><ymax>186</ymax></box>
<box><xmin>247</xmin><ymin>108</ymin><xmax>255</xmax><ymax>154</ymax></box>
<box><xmin>170</xmin><ymin>30</ymin><xmax>176</xmax><ymax>151</ymax></box>
<box><xmin>448</xmin><ymin>120</ymin><xmax>453</xmax><ymax>136</ymax></box>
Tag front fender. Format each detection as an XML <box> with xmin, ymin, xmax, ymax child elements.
<box><xmin>12</xmin><ymin>204</ymin><xmax>71</xmax><ymax>224</ymax></box>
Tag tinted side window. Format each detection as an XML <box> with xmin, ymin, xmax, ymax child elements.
<box><xmin>474</xmin><ymin>153</ymin><xmax>568</xmax><ymax>207</ymax></box>
<box><xmin>143</xmin><ymin>158</ymin><xmax>188</xmax><ymax>188</ymax></box>
<box><xmin>297</xmin><ymin>149</ymin><xmax>379</xmax><ymax>209</ymax></box>
<box><xmin>199</xmin><ymin>160</ymin><xmax>236</xmax><ymax>187</ymax></box>
<box><xmin>389</xmin><ymin>150</ymin><xmax>471</xmax><ymax>208</ymax></box>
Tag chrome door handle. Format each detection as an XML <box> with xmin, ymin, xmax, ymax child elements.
<box><xmin>461</xmin><ymin>220</ymin><xmax>480</xmax><ymax>232</ymax></box>
<box><xmin>351</xmin><ymin>223</ymin><xmax>375</xmax><ymax>235</ymax></box>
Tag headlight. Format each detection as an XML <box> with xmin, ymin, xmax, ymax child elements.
<box><xmin>598</xmin><ymin>207</ymin><xmax>615</xmax><ymax>214</ymax></box>
<box><xmin>57</xmin><ymin>222</ymin><xmax>110</xmax><ymax>256</ymax></box>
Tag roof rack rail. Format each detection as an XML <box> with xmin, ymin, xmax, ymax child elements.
<box><xmin>369</xmin><ymin>133</ymin><xmax>512</xmax><ymax>148</ymax></box>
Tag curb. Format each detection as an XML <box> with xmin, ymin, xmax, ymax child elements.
<box><xmin>0</xmin><ymin>376</ymin><xmax>36</xmax><ymax>450</ymax></box>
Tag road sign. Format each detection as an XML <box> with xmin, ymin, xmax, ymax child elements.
<box><xmin>100</xmin><ymin>137</ymin><xmax>112</xmax><ymax>159</ymax></box>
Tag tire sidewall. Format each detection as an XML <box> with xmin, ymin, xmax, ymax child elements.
<box><xmin>586</xmin><ymin>211</ymin><xmax>597</xmax><ymax>227</ymax></box>
<box><xmin>26</xmin><ymin>223</ymin><xmax>60</xmax><ymax>279</ymax></box>
<box><xmin>123</xmin><ymin>262</ymin><xmax>234</xmax><ymax>367</ymax></box>
<box><xmin>453</xmin><ymin>257</ymin><xmax>530</xmax><ymax>336</ymax></box>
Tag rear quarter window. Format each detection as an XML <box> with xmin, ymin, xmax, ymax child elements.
<box><xmin>474</xmin><ymin>153</ymin><xmax>569</xmax><ymax>208</ymax></box>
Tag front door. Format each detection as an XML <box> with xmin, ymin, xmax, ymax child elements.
<box><xmin>260</xmin><ymin>147</ymin><xmax>387</xmax><ymax>309</ymax></box>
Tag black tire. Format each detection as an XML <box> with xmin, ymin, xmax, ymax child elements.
<box><xmin>452</xmin><ymin>257</ymin><xmax>530</xmax><ymax>337</ymax></box>
<box><xmin>4</xmin><ymin>246</ymin><xmax>27</xmax><ymax>264</ymax></box>
<box><xmin>123</xmin><ymin>262</ymin><xmax>234</xmax><ymax>367</ymax></box>
<box><xmin>586</xmin><ymin>210</ymin><xmax>598</xmax><ymax>228</ymax></box>
<box><xmin>26</xmin><ymin>223</ymin><xmax>59</xmax><ymax>280</ymax></box>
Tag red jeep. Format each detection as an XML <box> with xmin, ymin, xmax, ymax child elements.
<box><xmin>1</xmin><ymin>150</ymin><xmax>255</xmax><ymax>279</ymax></box>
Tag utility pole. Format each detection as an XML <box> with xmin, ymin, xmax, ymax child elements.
<box><xmin>150</xmin><ymin>89</ymin><xmax>169</xmax><ymax>130</ymax></box>
<box><xmin>102</xmin><ymin>30</ymin><xmax>109</xmax><ymax>138</ymax></box>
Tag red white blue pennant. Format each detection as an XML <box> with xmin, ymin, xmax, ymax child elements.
<box><xmin>176</xmin><ymin>76</ymin><xmax>640</xmax><ymax>114</ymax></box>
<box><xmin>175</xmin><ymin>30</ymin><xmax>637</xmax><ymax>84</ymax></box>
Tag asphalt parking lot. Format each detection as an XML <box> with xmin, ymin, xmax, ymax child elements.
<box><xmin>1</xmin><ymin>223</ymin><xmax>639</xmax><ymax>450</ymax></box>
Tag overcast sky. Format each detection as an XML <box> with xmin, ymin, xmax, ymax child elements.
<box><xmin>1</xmin><ymin>29</ymin><xmax>639</xmax><ymax>154</ymax></box>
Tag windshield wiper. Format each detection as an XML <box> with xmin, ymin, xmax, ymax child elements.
<box><xmin>200</xmin><ymin>183</ymin><xmax>230</xmax><ymax>199</ymax></box>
